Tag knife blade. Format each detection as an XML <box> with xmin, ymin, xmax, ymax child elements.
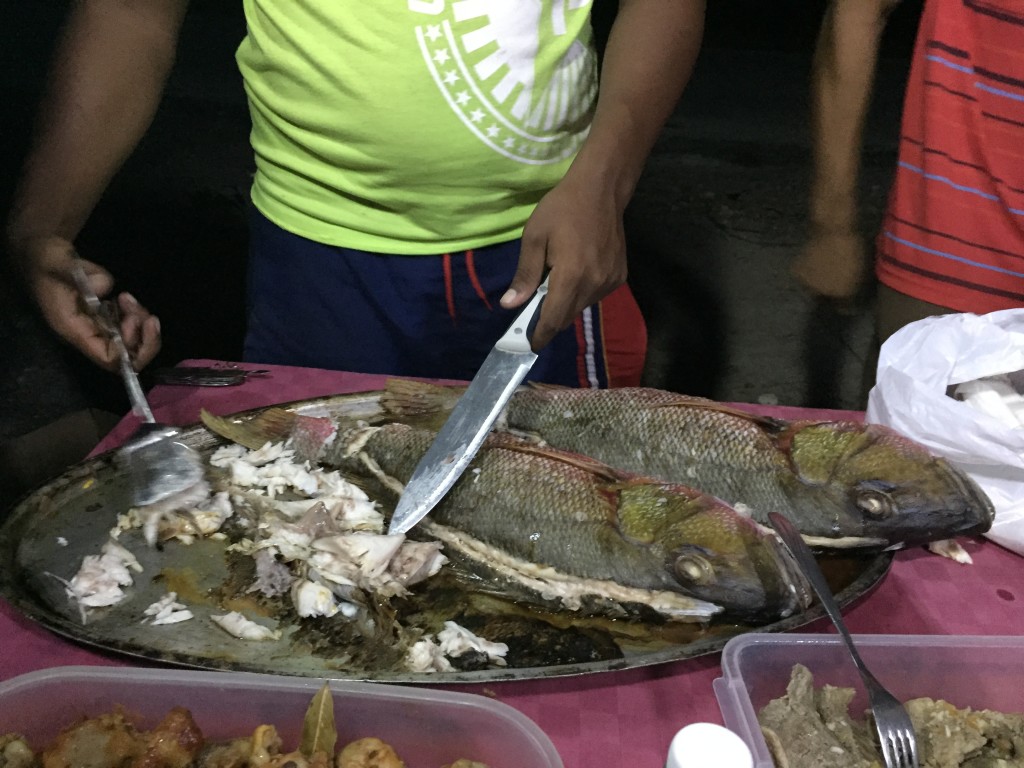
<box><xmin>387</xmin><ymin>275</ymin><xmax>550</xmax><ymax>535</ymax></box>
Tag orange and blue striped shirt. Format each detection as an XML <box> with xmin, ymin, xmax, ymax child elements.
<box><xmin>877</xmin><ymin>0</ymin><xmax>1024</xmax><ymax>312</ymax></box>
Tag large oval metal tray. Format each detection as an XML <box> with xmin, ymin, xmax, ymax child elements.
<box><xmin>0</xmin><ymin>391</ymin><xmax>892</xmax><ymax>684</ymax></box>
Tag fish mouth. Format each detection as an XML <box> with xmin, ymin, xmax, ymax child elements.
<box><xmin>763</xmin><ymin>530</ymin><xmax>813</xmax><ymax>618</ymax></box>
<box><xmin>871</xmin><ymin>462</ymin><xmax>995</xmax><ymax>547</ymax></box>
<box><xmin>701</xmin><ymin>530</ymin><xmax>813</xmax><ymax>622</ymax></box>
<box><xmin>943</xmin><ymin>461</ymin><xmax>996</xmax><ymax>534</ymax></box>
<box><xmin>800</xmin><ymin>534</ymin><xmax>889</xmax><ymax>550</ymax></box>
<box><xmin>787</xmin><ymin>457</ymin><xmax>995</xmax><ymax>550</ymax></box>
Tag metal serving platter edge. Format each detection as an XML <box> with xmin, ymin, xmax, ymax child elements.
<box><xmin>0</xmin><ymin>391</ymin><xmax>893</xmax><ymax>684</ymax></box>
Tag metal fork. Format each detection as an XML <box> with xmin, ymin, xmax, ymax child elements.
<box><xmin>768</xmin><ymin>512</ymin><xmax>920</xmax><ymax>768</ymax></box>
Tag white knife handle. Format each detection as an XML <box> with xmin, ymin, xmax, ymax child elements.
<box><xmin>495</xmin><ymin>275</ymin><xmax>550</xmax><ymax>354</ymax></box>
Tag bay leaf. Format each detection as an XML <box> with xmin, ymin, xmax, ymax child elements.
<box><xmin>300</xmin><ymin>682</ymin><xmax>338</xmax><ymax>757</ymax></box>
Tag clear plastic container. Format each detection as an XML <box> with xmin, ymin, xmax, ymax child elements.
<box><xmin>0</xmin><ymin>666</ymin><xmax>563</xmax><ymax>768</ymax></box>
<box><xmin>713</xmin><ymin>633</ymin><xmax>1024</xmax><ymax>768</ymax></box>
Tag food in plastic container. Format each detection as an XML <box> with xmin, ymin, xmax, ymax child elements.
<box><xmin>713</xmin><ymin>633</ymin><xmax>1024</xmax><ymax>768</ymax></box>
<box><xmin>0</xmin><ymin>666</ymin><xmax>563</xmax><ymax>768</ymax></box>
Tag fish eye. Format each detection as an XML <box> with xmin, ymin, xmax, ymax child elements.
<box><xmin>674</xmin><ymin>554</ymin><xmax>715</xmax><ymax>586</ymax></box>
<box><xmin>856</xmin><ymin>488</ymin><xmax>894</xmax><ymax>519</ymax></box>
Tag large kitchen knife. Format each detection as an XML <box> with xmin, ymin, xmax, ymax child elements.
<box><xmin>387</xmin><ymin>275</ymin><xmax>550</xmax><ymax>535</ymax></box>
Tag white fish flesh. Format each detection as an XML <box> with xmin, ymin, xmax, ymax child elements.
<box><xmin>142</xmin><ymin>592</ymin><xmax>193</xmax><ymax>625</ymax></box>
<box><xmin>63</xmin><ymin>539</ymin><xmax>143</xmax><ymax>609</ymax></box>
<box><xmin>211</xmin><ymin>611</ymin><xmax>281</xmax><ymax>641</ymax></box>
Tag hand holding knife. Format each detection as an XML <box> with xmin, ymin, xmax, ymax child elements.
<box><xmin>387</xmin><ymin>275</ymin><xmax>550</xmax><ymax>535</ymax></box>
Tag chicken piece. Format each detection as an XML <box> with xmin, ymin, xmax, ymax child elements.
<box><xmin>971</xmin><ymin>709</ymin><xmax>1024</xmax><ymax>761</ymax></box>
<box><xmin>306</xmin><ymin>751</ymin><xmax>332</xmax><ymax>768</ymax></box>
<box><xmin>905</xmin><ymin>698</ymin><xmax>998</xmax><ymax>768</ymax></box>
<box><xmin>335</xmin><ymin>738</ymin><xmax>405</xmax><ymax>768</ymax></box>
<box><xmin>129</xmin><ymin>708</ymin><xmax>204</xmax><ymax>768</ymax></box>
<box><xmin>248</xmin><ymin>726</ymin><xmax>282</xmax><ymax>767</ymax></box>
<box><xmin>816</xmin><ymin>684</ymin><xmax>876</xmax><ymax>760</ymax></box>
<box><xmin>0</xmin><ymin>735</ymin><xmax>37</xmax><ymax>768</ymax></box>
<box><xmin>441</xmin><ymin>761</ymin><xmax>489</xmax><ymax>768</ymax></box>
<box><xmin>757</xmin><ymin>665</ymin><xmax>875</xmax><ymax>768</ymax></box>
<box><xmin>41</xmin><ymin>711</ymin><xmax>145</xmax><ymax>768</ymax></box>
<box><xmin>196</xmin><ymin>738</ymin><xmax>252</xmax><ymax>768</ymax></box>
<box><xmin>263</xmin><ymin>750</ymin><xmax>332</xmax><ymax>768</ymax></box>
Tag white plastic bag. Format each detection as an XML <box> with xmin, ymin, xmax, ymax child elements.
<box><xmin>866</xmin><ymin>308</ymin><xmax>1024</xmax><ymax>556</ymax></box>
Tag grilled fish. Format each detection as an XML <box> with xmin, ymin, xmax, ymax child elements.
<box><xmin>202</xmin><ymin>410</ymin><xmax>810</xmax><ymax>623</ymax></box>
<box><xmin>381</xmin><ymin>381</ymin><xmax>995</xmax><ymax>551</ymax></box>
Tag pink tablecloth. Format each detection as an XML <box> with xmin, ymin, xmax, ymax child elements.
<box><xmin>3</xmin><ymin>360</ymin><xmax>1021</xmax><ymax>768</ymax></box>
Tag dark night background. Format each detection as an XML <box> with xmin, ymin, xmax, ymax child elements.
<box><xmin>0</xmin><ymin>1</ymin><xmax>924</xmax><ymax>502</ymax></box>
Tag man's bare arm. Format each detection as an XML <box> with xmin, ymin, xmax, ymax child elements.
<box><xmin>6</xmin><ymin>0</ymin><xmax>191</xmax><ymax>370</ymax></box>
<box><xmin>571</xmin><ymin>0</ymin><xmax>706</xmax><ymax>219</ymax></box>
<box><xmin>506</xmin><ymin>0</ymin><xmax>706</xmax><ymax>349</ymax></box>
<box><xmin>793</xmin><ymin>0</ymin><xmax>901</xmax><ymax>301</ymax></box>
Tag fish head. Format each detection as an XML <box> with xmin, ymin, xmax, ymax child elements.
<box><xmin>618</xmin><ymin>483</ymin><xmax>811</xmax><ymax>622</ymax></box>
<box><xmin>783</xmin><ymin>421</ymin><xmax>996</xmax><ymax>549</ymax></box>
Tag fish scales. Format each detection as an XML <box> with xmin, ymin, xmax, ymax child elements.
<box><xmin>507</xmin><ymin>388</ymin><xmax>794</xmax><ymax>513</ymax></box>
<box><xmin>341</xmin><ymin>424</ymin><xmax>673</xmax><ymax>589</ymax></box>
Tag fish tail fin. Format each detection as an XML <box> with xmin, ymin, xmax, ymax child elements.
<box><xmin>200</xmin><ymin>407</ymin><xmax>335</xmax><ymax>462</ymax></box>
<box><xmin>381</xmin><ymin>377</ymin><xmax>463</xmax><ymax>417</ymax></box>
<box><xmin>201</xmin><ymin>407</ymin><xmax>297</xmax><ymax>450</ymax></box>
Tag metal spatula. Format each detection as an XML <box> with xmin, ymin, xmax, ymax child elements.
<box><xmin>72</xmin><ymin>261</ymin><xmax>205</xmax><ymax>507</ymax></box>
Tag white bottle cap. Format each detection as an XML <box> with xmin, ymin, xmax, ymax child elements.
<box><xmin>666</xmin><ymin>723</ymin><xmax>754</xmax><ymax>768</ymax></box>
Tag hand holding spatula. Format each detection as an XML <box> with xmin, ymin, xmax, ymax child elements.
<box><xmin>71</xmin><ymin>260</ymin><xmax>205</xmax><ymax>507</ymax></box>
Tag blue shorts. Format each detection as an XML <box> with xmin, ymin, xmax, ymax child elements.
<box><xmin>243</xmin><ymin>209</ymin><xmax>646</xmax><ymax>388</ymax></box>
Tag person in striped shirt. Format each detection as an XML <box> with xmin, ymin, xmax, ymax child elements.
<box><xmin>796</xmin><ymin>0</ymin><xmax>1024</xmax><ymax>392</ymax></box>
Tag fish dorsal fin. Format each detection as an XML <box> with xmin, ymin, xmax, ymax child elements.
<box><xmin>485</xmin><ymin>432</ymin><xmax>623</xmax><ymax>484</ymax></box>
<box><xmin>656</xmin><ymin>397</ymin><xmax>790</xmax><ymax>433</ymax></box>
<box><xmin>525</xmin><ymin>381</ymin><xmax>571</xmax><ymax>392</ymax></box>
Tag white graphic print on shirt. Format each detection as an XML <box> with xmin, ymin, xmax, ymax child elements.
<box><xmin>409</xmin><ymin>0</ymin><xmax>597</xmax><ymax>165</ymax></box>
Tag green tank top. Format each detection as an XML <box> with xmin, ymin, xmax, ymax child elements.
<box><xmin>236</xmin><ymin>1</ymin><xmax>597</xmax><ymax>254</ymax></box>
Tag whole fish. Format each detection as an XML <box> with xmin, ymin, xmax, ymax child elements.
<box><xmin>201</xmin><ymin>409</ymin><xmax>810</xmax><ymax>624</ymax></box>
<box><xmin>381</xmin><ymin>381</ymin><xmax>995</xmax><ymax>551</ymax></box>
<box><xmin>339</xmin><ymin>424</ymin><xmax>811</xmax><ymax>623</ymax></box>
